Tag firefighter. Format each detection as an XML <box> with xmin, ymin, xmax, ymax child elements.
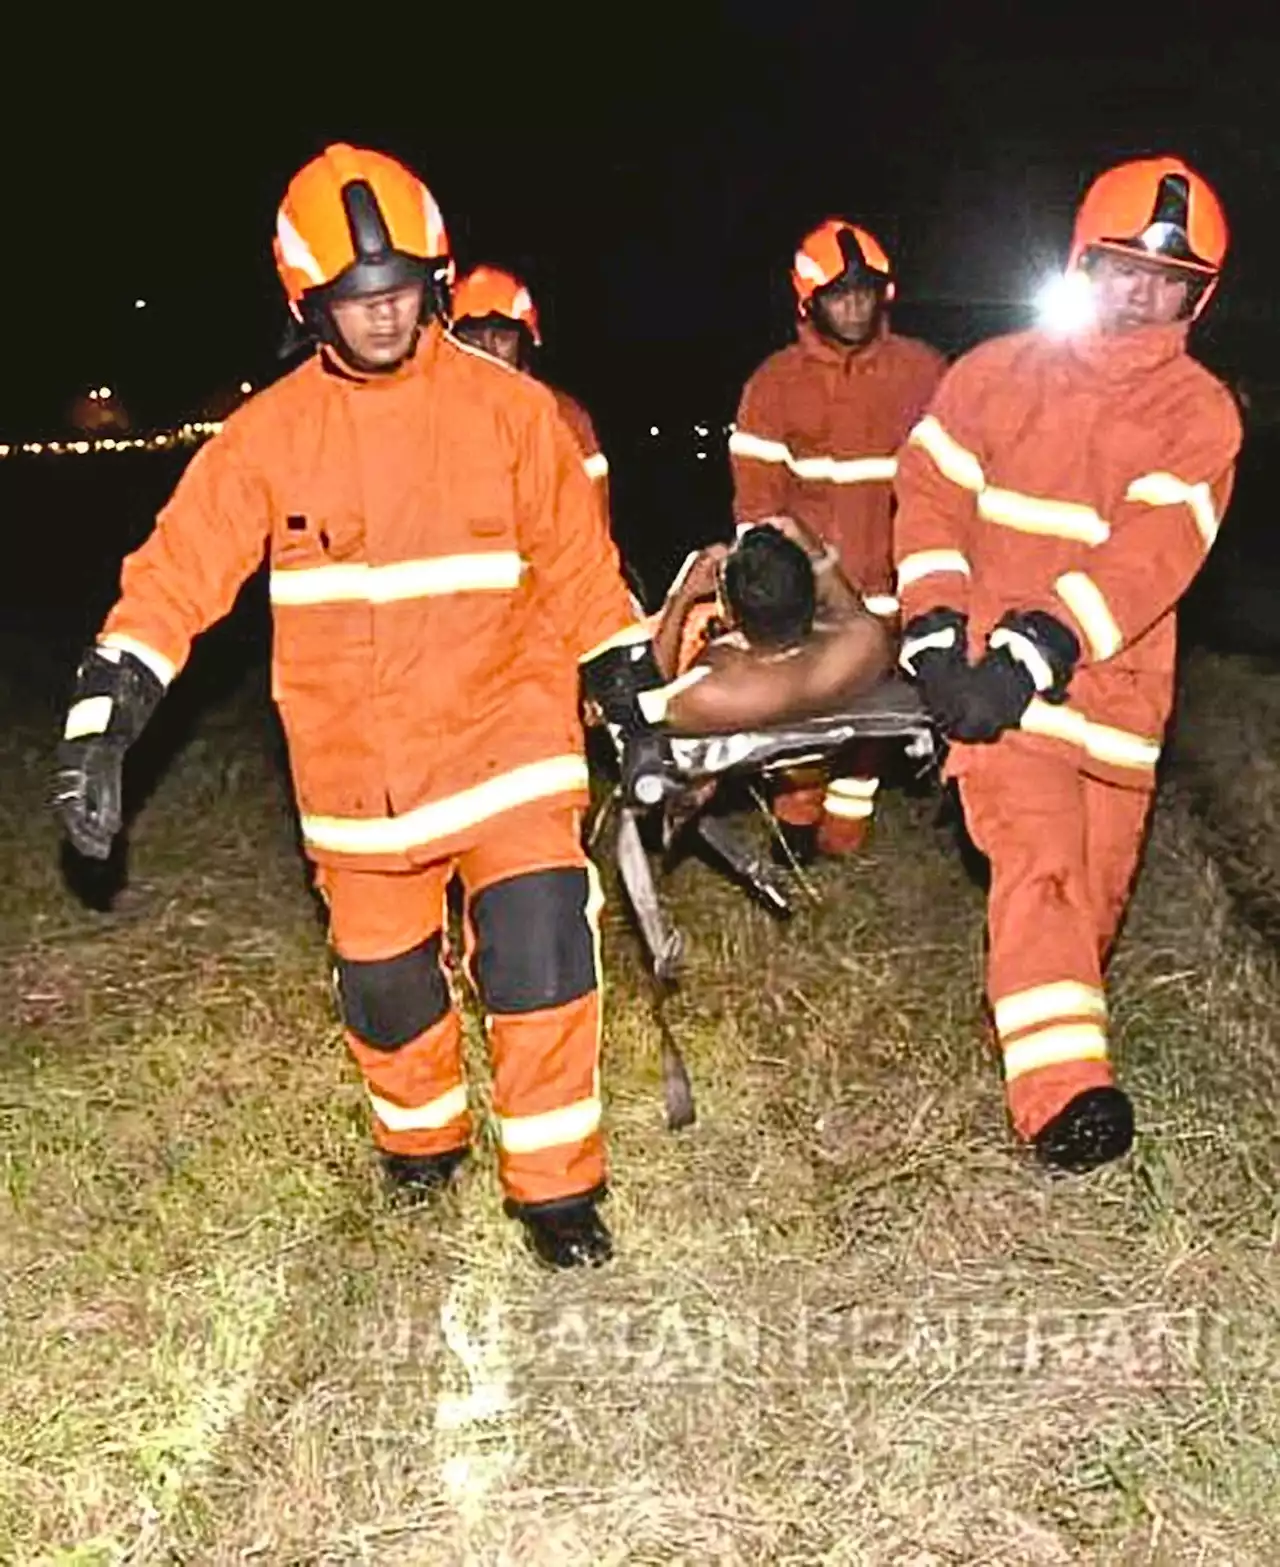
<box><xmin>730</xmin><ymin>220</ymin><xmax>946</xmax><ymax>862</ymax></box>
<box><xmin>50</xmin><ymin>144</ymin><xmax>671</xmax><ymax>1268</ymax></box>
<box><xmin>451</xmin><ymin>266</ymin><xmax>611</xmax><ymax>504</ymax></box>
<box><xmin>894</xmin><ymin>156</ymin><xmax>1242</xmax><ymax>1173</ymax></box>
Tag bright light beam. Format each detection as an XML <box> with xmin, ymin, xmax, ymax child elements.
<box><xmin>1034</xmin><ymin>271</ymin><xmax>1096</xmax><ymax>336</ymax></box>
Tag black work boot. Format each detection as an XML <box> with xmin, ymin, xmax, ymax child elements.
<box><xmin>382</xmin><ymin>1146</ymin><xmax>468</xmax><ymax>1205</ymax></box>
<box><xmin>514</xmin><ymin>1190</ymin><xmax>614</xmax><ymax>1270</ymax></box>
<box><xmin>1033</xmin><ymin>1086</ymin><xmax>1135</xmax><ymax>1174</ymax></box>
<box><xmin>770</xmin><ymin>821</ymin><xmax>819</xmax><ymax>869</ymax></box>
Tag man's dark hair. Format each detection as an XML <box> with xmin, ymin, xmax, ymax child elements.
<box><xmin>723</xmin><ymin>526</ymin><xmax>816</xmax><ymax>648</ymax></box>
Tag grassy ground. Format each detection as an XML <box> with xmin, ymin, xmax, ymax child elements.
<box><xmin>2</xmin><ymin>646</ymin><xmax>1279</xmax><ymax>1564</ymax></box>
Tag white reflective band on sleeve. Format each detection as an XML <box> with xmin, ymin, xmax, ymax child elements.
<box><xmin>896</xmin><ymin>548</ymin><xmax>972</xmax><ymax>591</ymax></box>
<box><xmin>1125</xmin><ymin>470</ymin><xmax>1221</xmax><ymax>548</ymax></box>
<box><xmin>1055</xmin><ymin>570</ymin><xmax>1123</xmax><ymax>660</ymax></box>
<box><xmin>988</xmin><ymin>627</ymin><xmax>1056</xmax><ymax>694</ymax></box>
<box><xmin>368</xmin><ymin>1083</ymin><xmax>469</xmax><ymax>1133</ymax></box>
<box><xmin>824</xmin><ymin>777</ymin><xmax>879</xmax><ymax>819</ymax></box>
<box><xmin>498</xmin><ymin>1094</ymin><xmax>602</xmax><ymax>1155</ymax></box>
<box><xmin>300</xmin><ymin>754</ymin><xmax>590</xmax><ymax>856</ymax></box>
<box><xmin>823</xmin><ymin>795</ymin><xmax>874</xmax><ymax>820</ymax></box>
<box><xmin>826</xmin><ymin>776</ymin><xmax>880</xmax><ymax>799</ymax></box>
<box><xmin>98</xmin><ymin>633</ymin><xmax>176</xmax><ymax>687</ymax></box>
<box><xmin>729</xmin><ymin>430</ymin><xmax>895</xmax><ymax>486</ymax></box>
<box><xmin>581</xmin><ymin>622</ymin><xmax>656</xmax><ymax>661</ymax></box>
<box><xmin>863</xmin><ymin>594</ymin><xmax>901</xmax><ymax>617</ymax></box>
<box><xmin>637</xmin><ymin>664</ymin><xmax>712</xmax><ymax>723</ymax></box>
<box><xmin>583</xmin><ymin>452</ymin><xmax>610</xmax><ymax>481</ymax></box>
<box><xmin>787</xmin><ymin>454</ymin><xmax>897</xmax><ymax>484</ymax></box>
<box><xmin>728</xmin><ymin>429</ymin><xmax>791</xmax><ymax>465</ymax></box>
<box><xmin>1020</xmin><ymin>699</ymin><xmax>1161</xmax><ymax>771</ymax></box>
<box><xmin>1002</xmin><ymin>1022</ymin><xmax>1108</xmax><ymax>1081</ymax></box>
<box><xmin>899</xmin><ymin>626</ymin><xmax>958</xmax><ymax>674</ymax></box>
<box><xmin>993</xmin><ymin>980</ymin><xmax>1107</xmax><ymax>1039</ymax></box>
<box><xmin>63</xmin><ymin>696</ymin><xmax>114</xmax><ymax>740</ymax></box>
<box><xmin>907</xmin><ymin>416</ymin><xmax>986</xmax><ymax>492</ymax></box>
<box><xmin>269</xmin><ymin>552</ymin><xmax>525</xmax><ymax>607</ymax></box>
<box><xmin>978</xmin><ymin>487</ymin><xmax>1111</xmax><ymax>546</ymax></box>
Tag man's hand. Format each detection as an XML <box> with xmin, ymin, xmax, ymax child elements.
<box><xmin>675</xmin><ymin>544</ymin><xmax>729</xmax><ymax>604</ymax></box>
<box><xmin>50</xmin><ymin>644</ymin><xmax>165</xmax><ymax>859</ymax></box>
<box><xmin>900</xmin><ymin>607</ymin><xmax>971</xmax><ymax>732</ymax></box>
<box><xmin>580</xmin><ymin>635</ymin><xmax>674</xmax><ymax>808</ymax></box>
<box><xmin>51</xmin><ymin>737</ymin><xmax>127</xmax><ymax>859</ymax></box>
<box><xmin>752</xmin><ymin>513</ymin><xmax>825</xmax><ymax>561</ymax></box>
<box><xmin>946</xmin><ymin>648</ymin><xmax>1036</xmax><ymax>742</ymax></box>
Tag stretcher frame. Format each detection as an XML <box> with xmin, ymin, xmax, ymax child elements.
<box><xmin>590</xmin><ymin>678</ymin><xmax>936</xmax><ymax>1129</ymax></box>
<box><xmin>596</xmin><ymin>677</ymin><xmax>937</xmax><ymax>985</ymax></box>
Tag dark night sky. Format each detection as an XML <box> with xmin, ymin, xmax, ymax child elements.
<box><xmin>4</xmin><ymin>4</ymin><xmax>1277</xmax><ymax>432</ymax></box>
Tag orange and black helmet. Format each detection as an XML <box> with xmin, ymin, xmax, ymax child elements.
<box><xmin>791</xmin><ymin>220</ymin><xmax>895</xmax><ymax>309</ymax></box>
<box><xmin>1069</xmin><ymin>156</ymin><xmax>1228</xmax><ymax>316</ymax></box>
<box><xmin>274</xmin><ymin>144</ymin><xmax>452</xmax><ymax>324</ymax></box>
<box><xmin>451</xmin><ymin>266</ymin><xmax>542</xmax><ymax>344</ymax></box>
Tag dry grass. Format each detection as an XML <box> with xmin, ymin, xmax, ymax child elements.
<box><xmin>2</xmin><ymin>654</ymin><xmax>1279</xmax><ymax>1564</ymax></box>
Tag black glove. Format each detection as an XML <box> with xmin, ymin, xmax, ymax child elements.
<box><xmin>581</xmin><ymin>636</ymin><xmax>673</xmax><ymax>808</ymax></box>
<box><xmin>900</xmin><ymin>608</ymin><xmax>971</xmax><ymax>732</ymax></box>
<box><xmin>52</xmin><ymin>646</ymin><xmax>165</xmax><ymax>859</ymax></box>
<box><xmin>947</xmin><ymin>647</ymin><xmax>1036</xmax><ymax>742</ymax></box>
<box><xmin>987</xmin><ymin>609</ymin><xmax>1080</xmax><ymax>705</ymax></box>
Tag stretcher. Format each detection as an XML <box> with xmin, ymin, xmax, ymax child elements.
<box><xmin>591</xmin><ymin>677</ymin><xmax>937</xmax><ymax>1126</ymax></box>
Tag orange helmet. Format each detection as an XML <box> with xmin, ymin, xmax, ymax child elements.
<box><xmin>451</xmin><ymin>266</ymin><xmax>542</xmax><ymax>345</ymax></box>
<box><xmin>1069</xmin><ymin>156</ymin><xmax>1228</xmax><ymax>316</ymax></box>
<box><xmin>273</xmin><ymin>143</ymin><xmax>452</xmax><ymax>320</ymax></box>
<box><xmin>791</xmin><ymin>220</ymin><xmax>895</xmax><ymax>308</ymax></box>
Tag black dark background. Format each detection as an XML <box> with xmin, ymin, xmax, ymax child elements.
<box><xmin>3</xmin><ymin>4</ymin><xmax>1277</xmax><ymax>639</ymax></box>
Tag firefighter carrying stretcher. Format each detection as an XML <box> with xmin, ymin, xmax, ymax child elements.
<box><xmin>50</xmin><ymin>144</ymin><xmax>673</xmax><ymax>1270</ymax></box>
<box><xmin>895</xmin><ymin>156</ymin><xmax>1243</xmax><ymax>1174</ymax></box>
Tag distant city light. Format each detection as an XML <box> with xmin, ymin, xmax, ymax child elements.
<box><xmin>87</xmin><ymin>390</ymin><xmax>99</xmax><ymax>401</ymax></box>
<box><xmin>134</xmin><ymin>299</ymin><xmax>147</xmax><ymax>309</ymax></box>
<box><xmin>1034</xmin><ymin>270</ymin><xmax>1096</xmax><ymax>336</ymax></box>
<box><xmin>99</xmin><ymin>386</ymin><xmax>112</xmax><ymax>399</ymax></box>
<box><xmin>1</xmin><ymin>421</ymin><xmax>224</xmax><ymax>461</ymax></box>
<box><xmin>696</xmin><ymin>451</ymin><xmax>708</xmax><ymax>461</ymax></box>
<box><xmin>694</xmin><ymin>423</ymin><xmax>709</xmax><ymax>437</ymax></box>
<box><xmin>240</xmin><ymin>380</ymin><xmax>253</xmax><ymax>394</ymax></box>
<box><xmin>649</xmin><ymin>425</ymin><xmax>660</xmax><ymax>437</ymax></box>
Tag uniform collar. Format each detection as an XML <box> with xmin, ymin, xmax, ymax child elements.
<box><xmin>797</xmin><ymin>316</ymin><xmax>890</xmax><ymax>370</ymax></box>
<box><xmin>318</xmin><ymin>320</ymin><xmax>442</xmax><ymax>388</ymax></box>
<box><xmin>1059</xmin><ymin>319</ymin><xmax>1190</xmax><ymax>381</ymax></box>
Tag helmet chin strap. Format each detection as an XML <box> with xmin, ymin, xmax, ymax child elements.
<box><xmin>318</xmin><ymin>316</ymin><xmax>423</xmax><ymax>377</ymax></box>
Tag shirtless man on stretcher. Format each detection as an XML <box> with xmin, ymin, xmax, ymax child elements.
<box><xmin>650</xmin><ymin>517</ymin><xmax>892</xmax><ymax>734</ymax></box>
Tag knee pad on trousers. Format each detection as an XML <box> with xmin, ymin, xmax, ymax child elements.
<box><xmin>333</xmin><ymin>934</ymin><xmax>450</xmax><ymax>1051</ymax></box>
<box><xmin>470</xmin><ymin>867</ymin><xmax>595</xmax><ymax>1014</ymax></box>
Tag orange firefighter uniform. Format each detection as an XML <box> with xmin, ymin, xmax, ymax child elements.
<box><xmin>731</xmin><ymin>221</ymin><xmax>945</xmax><ymax>850</ymax></box>
<box><xmin>894</xmin><ymin>157</ymin><xmax>1241</xmax><ymax>1162</ymax></box>
<box><xmin>91</xmin><ymin>150</ymin><xmax>646</xmax><ymax>1214</ymax></box>
<box><xmin>451</xmin><ymin>265</ymin><xmax>612</xmax><ymax>500</ymax></box>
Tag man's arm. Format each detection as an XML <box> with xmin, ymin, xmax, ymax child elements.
<box><xmin>53</xmin><ymin>427</ymin><xmax>273</xmax><ymax>857</ymax></box>
<box><xmin>650</xmin><ymin>546</ymin><xmax>729</xmax><ymax>677</ymax></box>
<box><xmin>663</xmin><ymin>616</ymin><xmax>891</xmax><ymax>735</ymax></box>
<box><xmin>98</xmin><ymin>429</ymin><xmax>274</xmax><ymax>685</ymax></box>
<box><xmin>1006</xmin><ymin>386</ymin><xmax>1242</xmax><ymax>674</ymax></box>
<box><xmin>517</xmin><ymin>395</ymin><xmax>644</xmax><ymax>662</ymax></box>
<box><xmin>728</xmin><ymin>363</ymin><xmax>793</xmax><ymax>525</ymax></box>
